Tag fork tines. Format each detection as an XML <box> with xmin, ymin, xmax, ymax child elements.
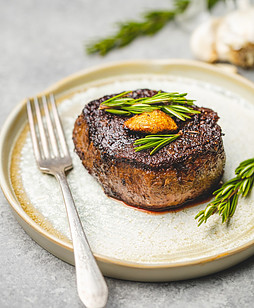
<box><xmin>27</xmin><ymin>94</ymin><xmax>70</xmax><ymax>162</ymax></box>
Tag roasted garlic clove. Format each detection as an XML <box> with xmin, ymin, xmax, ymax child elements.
<box><xmin>124</xmin><ymin>110</ymin><xmax>178</xmax><ymax>134</ymax></box>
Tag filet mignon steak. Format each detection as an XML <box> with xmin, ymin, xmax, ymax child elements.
<box><xmin>73</xmin><ymin>89</ymin><xmax>226</xmax><ymax>210</ymax></box>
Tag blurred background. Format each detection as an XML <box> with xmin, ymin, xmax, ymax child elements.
<box><xmin>1</xmin><ymin>0</ymin><xmax>254</xmax><ymax>307</ymax></box>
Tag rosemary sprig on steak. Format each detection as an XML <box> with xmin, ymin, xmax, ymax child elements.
<box><xmin>134</xmin><ymin>134</ymin><xmax>180</xmax><ymax>155</ymax></box>
<box><xmin>195</xmin><ymin>158</ymin><xmax>254</xmax><ymax>226</ymax></box>
<box><xmin>100</xmin><ymin>91</ymin><xmax>200</xmax><ymax>121</ymax></box>
<box><xmin>86</xmin><ymin>0</ymin><xmax>222</xmax><ymax>56</ymax></box>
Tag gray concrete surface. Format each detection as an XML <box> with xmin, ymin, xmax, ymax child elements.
<box><xmin>1</xmin><ymin>1</ymin><xmax>254</xmax><ymax>307</ymax></box>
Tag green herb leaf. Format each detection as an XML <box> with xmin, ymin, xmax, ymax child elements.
<box><xmin>207</xmin><ymin>0</ymin><xmax>224</xmax><ymax>10</ymax></box>
<box><xmin>86</xmin><ymin>1</ymin><xmax>191</xmax><ymax>56</ymax></box>
<box><xmin>105</xmin><ymin>109</ymin><xmax>130</xmax><ymax>115</ymax></box>
<box><xmin>195</xmin><ymin>158</ymin><xmax>254</xmax><ymax>226</ymax></box>
<box><xmin>86</xmin><ymin>0</ymin><xmax>223</xmax><ymax>56</ymax></box>
<box><xmin>100</xmin><ymin>91</ymin><xmax>199</xmax><ymax>120</ymax></box>
<box><xmin>134</xmin><ymin>134</ymin><xmax>180</xmax><ymax>155</ymax></box>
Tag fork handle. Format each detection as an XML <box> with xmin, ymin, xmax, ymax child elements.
<box><xmin>55</xmin><ymin>170</ymin><xmax>108</xmax><ymax>308</ymax></box>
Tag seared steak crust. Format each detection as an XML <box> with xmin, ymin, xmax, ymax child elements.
<box><xmin>73</xmin><ymin>89</ymin><xmax>226</xmax><ymax>210</ymax></box>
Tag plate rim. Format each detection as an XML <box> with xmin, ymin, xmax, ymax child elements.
<box><xmin>1</xmin><ymin>58</ymin><xmax>254</xmax><ymax>271</ymax></box>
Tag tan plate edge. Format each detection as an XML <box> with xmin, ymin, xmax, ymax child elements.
<box><xmin>1</xmin><ymin>59</ymin><xmax>254</xmax><ymax>271</ymax></box>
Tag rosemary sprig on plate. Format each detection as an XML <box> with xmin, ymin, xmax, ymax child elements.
<box><xmin>195</xmin><ymin>158</ymin><xmax>254</xmax><ymax>226</ymax></box>
<box><xmin>86</xmin><ymin>0</ymin><xmax>223</xmax><ymax>56</ymax></box>
<box><xmin>134</xmin><ymin>134</ymin><xmax>180</xmax><ymax>155</ymax></box>
<box><xmin>100</xmin><ymin>91</ymin><xmax>200</xmax><ymax>121</ymax></box>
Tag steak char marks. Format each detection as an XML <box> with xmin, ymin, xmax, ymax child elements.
<box><xmin>73</xmin><ymin>89</ymin><xmax>226</xmax><ymax>210</ymax></box>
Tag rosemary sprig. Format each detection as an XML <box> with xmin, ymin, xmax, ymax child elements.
<box><xmin>86</xmin><ymin>0</ymin><xmax>223</xmax><ymax>56</ymax></box>
<box><xmin>195</xmin><ymin>158</ymin><xmax>254</xmax><ymax>226</ymax></box>
<box><xmin>207</xmin><ymin>0</ymin><xmax>224</xmax><ymax>10</ymax></box>
<box><xmin>134</xmin><ymin>134</ymin><xmax>180</xmax><ymax>155</ymax></box>
<box><xmin>86</xmin><ymin>10</ymin><xmax>175</xmax><ymax>56</ymax></box>
<box><xmin>100</xmin><ymin>91</ymin><xmax>200</xmax><ymax>120</ymax></box>
<box><xmin>86</xmin><ymin>1</ymin><xmax>188</xmax><ymax>56</ymax></box>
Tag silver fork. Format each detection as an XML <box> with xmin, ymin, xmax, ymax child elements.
<box><xmin>26</xmin><ymin>94</ymin><xmax>108</xmax><ymax>308</ymax></box>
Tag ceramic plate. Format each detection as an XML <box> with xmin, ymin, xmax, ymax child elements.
<box><xmin>1</xmin><ymin>59</ymin><xmax>254</xmax><ymax>282</ymax></box>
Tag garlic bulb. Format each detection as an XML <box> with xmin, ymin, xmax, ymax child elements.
<box><xmin>190</xmin><ymin>17</ymin><xmax>221</xmax><ymax>62</ymax></box>
<box><xmin>190</xmin><ymin>7</ymin><xmax>254</xmax><ymax>68</ymax></box>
